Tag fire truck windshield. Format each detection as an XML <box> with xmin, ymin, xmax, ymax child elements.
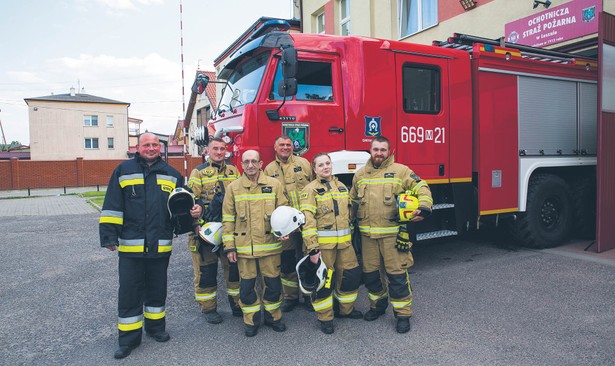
<box><xmin>218</xmin><ymin>52</ymin><xmax>270</xmax><ymax>114</ymax></box>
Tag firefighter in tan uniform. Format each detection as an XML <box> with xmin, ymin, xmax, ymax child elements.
<box><xmin>350</xmin><ymin>136</ymin><xmax>433</xmax><ymax>334</ymax></box>
<box><xmin>223</xmin><ymin>150</ymin><xmax>290</xmax><ymax>337</ymax></box>
<box><xmin>263</xmin><ymin>135</ymin><xmax>312</xmax><ymax>312</ymax></box>
<box><xmin>300</xmin><ymin>153</ymin><xmax>362</xmax><ymax>334</ymax></box>
<box><xmin>187</xmin><ymin>137</ymin><xmax>241</xmax><ymax>324</ymax></box>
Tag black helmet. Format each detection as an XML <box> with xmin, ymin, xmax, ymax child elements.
<box><xmin>167</xmin><ymin>187</ymin><xmax>195</xmax><ymax>217</ymax></box>
<box><xmin>295</xmin><ymin>255</ymin><xmax>328</xmax><ymax>295</ymax></box>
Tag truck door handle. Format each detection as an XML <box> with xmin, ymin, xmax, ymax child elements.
<box><xmin>329</xmin><ymin>127</ymin><xmax>344</xmax><ymax>133</ymax></box>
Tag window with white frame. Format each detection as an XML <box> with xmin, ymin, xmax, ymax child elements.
<box><xmin>399</xmin><ymin>0</ymin><xmax>438</xmax><ymax>38</ymax></box>
<box><xmin>106</xmin><ymin>115</ymin><xmax>114</xmax><ymax>127</ymax></box>
<box><xmin>84</xmin><ymin>138</ymin><xmax>99</xmax><ymax>149</ymax></box>
<box><xmin>108</xmin><ymin>137</ymin><xmax>114</xmax><ymax>149</ymax></box>
<box><xmin>316</xmin><ymin>12</ymin><xmax>325</xmax><ymax>34</ymax></box>
<box><xmin>83</xmin><ymin>115</ymin><xmax>98</xmax><ymax>126</ymax></box>
<box><xmin>340</xmin><ymin>0</ymin><xmax>350</xmax><ymax>35</ymax></box>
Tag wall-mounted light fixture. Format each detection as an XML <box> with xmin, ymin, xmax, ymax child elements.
<box><xmin>460</xmin><ymin>0</ymin><xmax>477</xmax><ymax>10</ymax></box>
<box><xmin>533</xmin><ymin>0</ymin><xmax>551</xmax><ymax>9</ymax></box>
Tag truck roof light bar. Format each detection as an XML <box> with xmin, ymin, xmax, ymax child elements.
<box><xmin>433</xmin><ymin>32</ymin><xmax>596</xmax><ymax>64</ymax></box>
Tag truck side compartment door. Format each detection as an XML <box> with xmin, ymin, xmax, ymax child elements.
<box><xmin>395</xmin><ymin>54</ymin><xmax>450</xmax><ymax>182</ymax></box>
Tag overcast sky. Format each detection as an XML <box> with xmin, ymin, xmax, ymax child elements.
<box><xmin>0</xmin><ymin>0</ymin><xmax>291</xmax><ymax>145</ymax></box>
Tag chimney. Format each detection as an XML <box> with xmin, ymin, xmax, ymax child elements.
<box><xmin>70</xmin><ymin>87</ymin><xmax>76</xmax><ymax>96</ymax></box>
<box><xmin>81</xmin><ymin>87</ymin><xmax>85</xmax><ymax>94</ymax></box>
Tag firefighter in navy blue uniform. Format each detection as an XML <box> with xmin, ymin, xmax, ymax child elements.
<box><xmin>100</xmin><ymin>133</ymin><xmax>201</xmax><ymax>359</ymax></box>
<box><xmin>187</xmin><ymin>137</ymin><xmax>241</xmax><ymax>323</ymax></box>
<box><xmin>349</xmin><ymin>136</ymin><xmax>432</xmax><ymax>334</ymax></box>
<box><xmin>263</xmin><ymin>135</ymin><xmax>312</xmax><ymax>312</ymax></box>
<box><xmin>223</xmin><ymin>150</ymin><xmax>290</xmax><ymax>337</ymax></box>
<box><xmin>299</xmin><ymin>153</ymin><xmax>362</xmax><ymax>334</ymax></box>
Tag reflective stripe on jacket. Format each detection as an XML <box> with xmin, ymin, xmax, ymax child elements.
<box><xmin>264</xmin><ymin>154</ymin><xmax>312</xmax><ymax>210</ymax></box>
<box><xmin>349</xmin><ymin>155</ymin><xmax>433</xmax><ymax>239</ymax></box>
<box><xmin>222</xmin><ymin>172</ymin><xmax>289</xmax><ymax>258</ymax></box>
<box><xmin>99</xmin><ymin>154</ymin><xmax>183</xmax><ymax>257</ymax></box>
<box><xmin>300</xmin><ymin>176</ymin><xmax>352</xmax><ymax>252</ymax></box>
<box><xmin>187</xmin><ymin>159</ymin><xmax>239</xmax><ymax>246</ymax></box>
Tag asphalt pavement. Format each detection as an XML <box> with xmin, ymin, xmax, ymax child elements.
<box><xmin>0</xmin><ymin>195</ymin><xmax>614</xmax><ymax>366</ymax></box>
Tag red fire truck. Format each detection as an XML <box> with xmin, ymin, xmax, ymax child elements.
<box><xmin>193</xmin><ymin>20</ymin><xmax>598</xmax><ymax>249</ymax></box>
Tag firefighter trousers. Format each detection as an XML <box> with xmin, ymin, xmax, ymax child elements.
<box><xmin>237</xmin><ymin>255</ymin><xmax>282</xmax><ymax>326</ymax></box>
<box><xmin>311</xmin><ymin>245</ymin><xmax>361</xmax><ymax>322</ymax></box>
<box><xmin>361</xmin><ymin>235</ymin><xmax>414</xmax><ymax>318</ymax></box>
<box><xmin>190</xmin><ymin>237</ymin><xmax>240</xmax><ymax>313</ymax></box>
<box><xmin>280</xmin><ymin>231</ymin><xmax>302</xmax><ymax>301</ymax></box>
<box><xmin>117</xmin><ymin>256</ymin><xmax>169</xmax><ymax>347</ymax></box>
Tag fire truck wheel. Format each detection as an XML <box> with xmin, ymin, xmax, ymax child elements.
<box><xmin>509</xmin><ymin>174</ymin><xmax>573</xmax><ymax>249</ymax></box>
<box><xmin>570</xmin><ymin>175</ymin><xmax>596</xmax><ymax>240</ymax></box>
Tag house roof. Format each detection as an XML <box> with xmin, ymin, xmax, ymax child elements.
<box><xmin>24</xmin><ymin>93</ymin><xmax>130</xmax><ymax>106</ymax></box>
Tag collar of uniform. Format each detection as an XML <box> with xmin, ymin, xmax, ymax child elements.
<box><xmin>240</xmin><ymin>170</ymin><xmax>267</xmax><ymax>188</ymax></box>
<box><xmin>135</xmin><ymin>153</ymin><xmax>162</xmax><ymax>168</ymax></box>
<box><xmin>276</xmin><ymin>154</ymin><xmax>294</xmax><ymax>166</ymax></box>
<box><xmin>367</xmin><ymin>154</ymin><xmax>394</xmax><ymax>172</ymax></box>
<box><xmin>207</xmin><ymin>158</ymin><xmax>224</xmax><ymax>170</ymax></box>
<box><xmin>317</xmin><ymin>176</ymin><xmax>338</xmax><ymax>188</ymax></box>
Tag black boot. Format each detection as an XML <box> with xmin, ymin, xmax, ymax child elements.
<box><xmin>281</xmin><ymin>298</ymin><xmax>299</xmax><ymax>312</ymax></box>
<box><xmin>146</xmin><ymin>331</ymin><xmax>170</xmax><ymax>342</ymax></box>
<box><xmin>396</xmin><ymin>318</ymin><xmax>411</xmax><ymax>333</ymax></box>
<box><xmin>245</xmin><ymin>324</ymin><xmax>259</xmax><ymax>337</ymax></box>
<box><xmin>319</xmin><ymin>320</ymin><xmax>334</xmax><ymax>334</ymax></box>
<box><xmin>336</xmin><ymin>308</ymin><xmax>363</xmax><ymax>319</ymax></box>
<box><xmin>363</xmin><ymin>309</ymin><xmax>385</xmax><ymax>321</ymax></box>
<box><xmin>203</xmin><ymin>310</ymin><xmax>223</xmax><ymax>324</ymax></box>
<box><xmin>229</xmin><ymin>295</ymin><xmax>243</xmax><ymax>317</ymax></box>
<box><xmin>264</xmin><ymin>319</ymin><xmax>287</xmax><ymax>332</ymax></box>
<box><xmin>113</xmin><ymin>342</ymin><xmax>140</xmax><ymax>359</ymax></box>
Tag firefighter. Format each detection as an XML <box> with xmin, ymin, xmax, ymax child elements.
<box><xmin>223</xmin><ymin>149</ymin><xmax>290</xmax><ymax>337</ymax></box>
<box><xmin>299</xmin><ymin>153</ymin><xmax>362</xmax><ymax>334</ymax></box>
<box><xmin>100</xmin><ymin>133</ymin><xmax>201</xmax><ymax>359</ymax></box>
<box><xmin>187</xmin><ymin>137</ymin><xmax>241</xmax><ymax>324</ymax></box>
<box><xmin>263</xmin><ymin>135</ymin><xmax>312</xmax><ymax>312</ymax></box>
<box><xmin>350</xmin><ymin>136</ymin><xmax>433</xmax><ymax>334</ymax></box>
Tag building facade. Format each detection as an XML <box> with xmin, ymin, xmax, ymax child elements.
<box><xmin>25</xmin><ymin>90</ymin><xmax>130</xmax><ymax>160</ymax></box>
<box><xmin>297</xmin><ymin>0</ymin><xmax>614</xmax><ymax>56</ymax></box>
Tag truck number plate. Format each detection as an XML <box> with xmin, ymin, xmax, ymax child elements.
<box><xmin>400</xmin><ymin>126</ymin><xmax>445</xmax><ymax>144</ymax></box>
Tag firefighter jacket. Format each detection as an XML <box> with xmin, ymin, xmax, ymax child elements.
<box><xmin>188</xmin><ymin>159</ymin><xmax>239</xmax><ymax>208</ymax></box>
<box><xmin>349</xmin><ymin>155</ymin><xmax>433</xmax><ymax>239</ymax></box>
<box><xmin>221</xmin><ymin>172</ymin><xmax>289</xmax><ymax>258</ymax></box>
<box><xmin>99</xmin><ymin>154</ymin><xmax>183</xmax><ymax>258</ymax></box>
<box><xmin>187</xmin><ymin>159</ymin><xmax>239</xmax><ymax>250</ymax></box>
<box><xmin>264</xmin><ymin>154</ymin><xmax>312</xmax><ymax>210</ymax></box>
<box><xmin>300</xmin><ymin>177</ymin><xmax>353</xmax><ymax>252</ymax></box>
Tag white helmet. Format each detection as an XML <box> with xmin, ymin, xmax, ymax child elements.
<box><xmin>199</xmin><ymin>222</ymin><xmax>223</xmax><ymax>252</ymax></box>
<box><xmin>295</xmin><ymin>255</ymin><xmax>328</xmax><ymax>295</ymax></box>
<box><xmin>167</xmin><ymin>187</ymin><xmax>195</xmax><ymax>217</ymax></box>
<box><xmin>271</xmin><ymin>206</ymin><xmax>305</xmax><ymax>237</ymax></box>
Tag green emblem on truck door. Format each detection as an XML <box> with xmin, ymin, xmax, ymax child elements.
<box><xmin>282</xmin><ymin>123</ymin><xmax>310</xmax><ymax>156</ymax></box>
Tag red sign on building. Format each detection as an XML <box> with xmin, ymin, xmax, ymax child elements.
<box><xmin>505</xmin><ymin>0</ymin><xmax>601</xmax><ymax>48</ymax></box>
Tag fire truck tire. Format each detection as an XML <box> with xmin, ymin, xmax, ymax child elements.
<box><xmin>509</xmin><ymin>174</ymin><xmax>573</xmax><ymax>249</ymax></box>
<box><xmin>570</xmin><ymin>175</ymin><xmax>596</xmax><ymax>239</ymax></box>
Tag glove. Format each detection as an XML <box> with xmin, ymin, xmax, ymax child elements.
<box><xmin>395</xmin><ymin>225</ymin><xmax>411</xmax><ymax>253</ymax></box>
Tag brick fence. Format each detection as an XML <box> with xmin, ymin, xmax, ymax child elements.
<box><xmin>0</xmin><ymin>157</ymin><xmax>204</xmax><ymax>190</ymax></box>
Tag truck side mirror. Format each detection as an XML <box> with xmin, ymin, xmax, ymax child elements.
<box><xmin>191</xmin><ymin>73</ymin><xmax>210</xmax><ymax>95</ymax></box>
<box><xmin>277</xmin><ymin>78</ymin><xmax>297</xmax><ymax>98</ymax></box>
<box><xmin>281</xmin><ymin>47</ymin><xmax>297</xmax><ymax>79</ymax></box>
